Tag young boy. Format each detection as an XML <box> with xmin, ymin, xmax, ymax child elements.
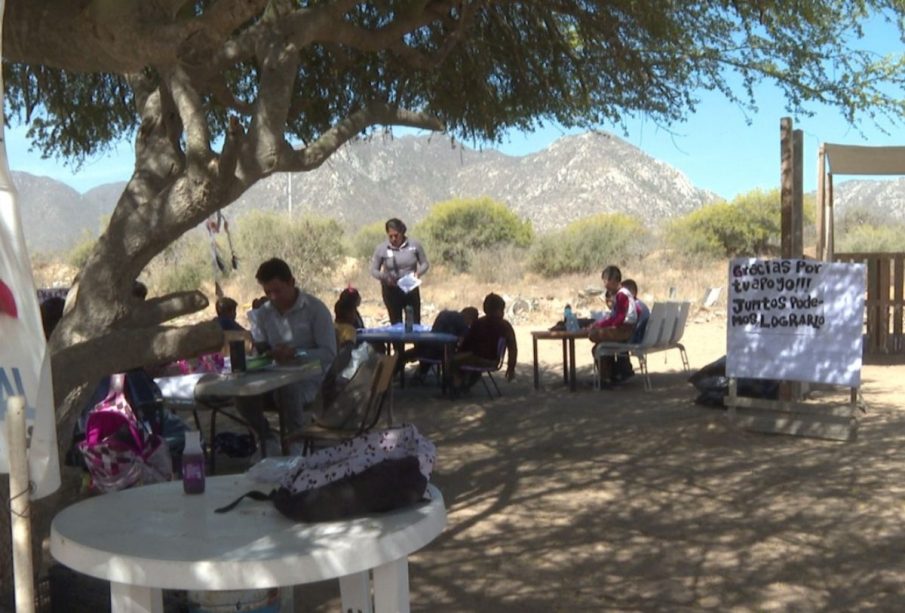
<box><xmin>611</xmin><ymin>279</ymin><xmax>649</xmax><ymax>382</ymax></box>
<box><xmin>452</xmin><ymin>293</ymin><xmax>517</xmax><ymax>389</ymax></box>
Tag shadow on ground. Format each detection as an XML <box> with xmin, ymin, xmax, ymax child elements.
<box><xmin>292</xmin><ymin>359</ymin><xmax>905</xmax><ymax>612</ymax></box>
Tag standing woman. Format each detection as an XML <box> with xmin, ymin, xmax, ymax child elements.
<box><xmin>370</xmin><ymin>218</ymin><xmax>430</xmax><ymax>324</ymax></box>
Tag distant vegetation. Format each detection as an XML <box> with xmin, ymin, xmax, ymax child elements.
<box><xmin>87</xmin><ymin>187</ymin><xmax>843</xmax><ymax>294</ymax></box>
<box><xmin>415</xmin><ymin>197</ymin><xmax>533</xmax><ymax>272</ymax></box>
<box><xmin>665</xmin><ymin>188</ymin><xmax>815</xmax><ymax>258</ymax></box>
<box><xmin>836</xmin><ymin>203</ymin><xmax>905</xmax><ymax>252</ymax></box>
<box><xmin>528</xmin><ymin>213</ymin><xmax>650</xmax><ymax>276</ymax></box>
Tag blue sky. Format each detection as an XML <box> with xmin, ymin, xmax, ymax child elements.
<box><xmin>6</xmin><ymin>12</ymin><xmax>904</xmax><ymax>201</ymax></box>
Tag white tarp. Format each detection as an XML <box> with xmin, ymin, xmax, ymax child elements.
<box><xmin>726</xmin><ymin>258</ymin><xmax>865</xmax><ymax>387</ymax></box>
<box><xmin>0</xmin><ymin>126</ymin><xmax>61</xmax><ymax>499</ymax></box>
<box><xmin>824</xmin><ymin>143</ymin><xmax>905</xmax><ymax>176</ymax></box>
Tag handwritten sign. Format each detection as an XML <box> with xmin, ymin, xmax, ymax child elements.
<box><xmin>726</xmin><ymin>258</ymin><xmax>864</xmax><ymax>387</ymax></box>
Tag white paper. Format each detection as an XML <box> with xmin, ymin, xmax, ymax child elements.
<box><xmin>397</xmin><ymin>272</ymin><xmax>421</xmax><ymax>294</ymax></box>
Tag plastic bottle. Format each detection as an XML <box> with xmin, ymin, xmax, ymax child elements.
<box><xmin>564</xmin><ymin>304</ymin><xmax>578</xmax><ymax>332</ymax></box>
<box><xmin>404</xmin><ymin>305</ymin><xmax>414</xmax><ymax>332</ymax></box>
<box><xmin>182</xmin><ymin>431</ymin><xmax>205</xmax><ymax>494</ymax></box>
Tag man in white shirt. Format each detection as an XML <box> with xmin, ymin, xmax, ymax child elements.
<box><xmin>238</xmin><ymin>258</ymin><xmax>337</xmax><ymax>452</ymax></box>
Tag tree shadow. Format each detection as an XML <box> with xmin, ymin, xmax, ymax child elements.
<box><xmin>290</xmin><ymin>361</ymin><xmax>905</xmax><ymax>611</ymax></box>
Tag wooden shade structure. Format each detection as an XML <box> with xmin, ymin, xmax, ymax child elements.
<box><xmin>817</xmin><ymin>143</ymin><xmax>905</xmax><ymax>354</ymax></box>
<box><xmin>816</xmin><ymin>143</ymin><xmax>905</xmax><ymax>260</ymax></box>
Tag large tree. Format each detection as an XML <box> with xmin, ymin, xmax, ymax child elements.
<box><xmin>4</xmin><ymin>0</ymin><xmax>905</xmax><ymax>439</ymax></box>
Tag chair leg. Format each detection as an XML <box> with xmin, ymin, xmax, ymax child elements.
<box><xmin>478</xmin><ymin>375</ymin><xmax>493</xmax><ymax>399</ymax></box>
<box><xmin>209</xmin><ymin>407</ymin><xmax>218</xmax><ymax>475</ymax></box>
<box><xmin>638</xmin><ymin>355</ymin><xmax>652</xmax><ymax>392</ymax></box>
<box><xmin>487</xmin><ymin>372</ymin><xmax>501</xmax><ymax>397</ymax></box>
<box><xmin>677</xmin><ymin>343</ymin><xmax>690</xmax><ymax>372</ymax></box>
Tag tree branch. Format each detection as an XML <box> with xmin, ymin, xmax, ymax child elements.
<box><xmin>51</xmin><ymin>321</ymin><xmax>224</xmax><ymax>406</ymax></box>
<box><xmin>128</xmin><ymin>291</ymin><xmax>210</xmax><ymax>327</ymax></box>
<box><xmin>165</xmin><ymin>65</ymin><xmax>214</xmax><ymax>168</ymax></box>
<box><xmin>241</xmin><ymin>42</ymin><xmax>300</xmax><ymax>178</ymax></box>
<box><xmin>284</xmin><ymin>103</ymin><xmax>444</xmax><ymax>172</ymax></box>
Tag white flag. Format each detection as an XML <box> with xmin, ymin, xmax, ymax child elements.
<box><xmin>0</xmin><ymin>23</ymin><xmax>61</xmax><ymax>496</ymax></box>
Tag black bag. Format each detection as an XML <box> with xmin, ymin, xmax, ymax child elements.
<box><xmin>217</xmin><ymin>456</ymin><xmax>428</xmax><ymax>522</ymax></box>
<box><xmin>217</xmin><ymin>424</ymin><xmax>436</xmax><ymax>522</ymax></box>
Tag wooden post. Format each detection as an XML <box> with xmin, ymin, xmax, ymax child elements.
<box><xmin>792</xmin><ymin>129</ymin><xmax>804</xmax><ymax>258</ymax></box>
<box><xmin>780</xmin><ymin>118</ymin><xmax>793</xmax><ymax>257</ymax></box>
<box><xmin>827</xmin><ymin>174</ymin><xmax>835</xmax><ymax>260</ymax></box>
<box><xmin>7</xmin><ymin>395</ymin><xmax>35</xmax><ymax>613</ymax></box>
<box><xmin>816</xmin><ymin>146</ymin><xmax>826</xmax><ymax>260</ymax></box>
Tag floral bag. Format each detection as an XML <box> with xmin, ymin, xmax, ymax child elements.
<box><xmin>78</xmin><ymin>373</ymin><xmax>173</xmax><ymax>493</ymax></box>
<box><xmin>218</xmin><ymin>424</ymin><xmax>436</xmax><ymax>521</ymax></box>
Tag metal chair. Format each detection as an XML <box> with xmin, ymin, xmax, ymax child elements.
<box><xmin>285</xmin><ymin>353</ymin><xmax>398</xmax><ymax>455</ymax></box>
<box><xmin>460</xmin><ymin>337</ymin><xmax>507</xmax><ymax>399</ymax></box>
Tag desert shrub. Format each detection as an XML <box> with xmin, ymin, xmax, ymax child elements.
<box><xmin>233</xmin><ymin>210</ymin><xmax>344</xmax><ymax>290</ymax></box>
<box><xmin>66</xmin><ymin>230</ymin><xmax>97</xmax><ymax>269</ymax></box>
<box><xmin>470</xmin><ymin>245</ymin><xmax>529</xmax><ymax>283</ymax></box>
<box><xmin>837</xmin><ymin>203</ymin><xmax>889</xmax><ymax>234</ymax></box>
<box><xmin>349</xmin><ymin>221</ymin><xmax>389</xmax><ymax>260</ymax></box>
<box><xmin>146</xmin><ymin>231</ymin><xmax>212</xmax><ymax>294</ymax></box>
<box><xmin>837</xmin><ymin>223</ymin><xmax>905</xmax><ymax>253</ymax></box>
<box><xmin>416</xmin><ymin>197</ymin><xmax>533</xmax><ymax>272</ymax></box>
<box><xmin>528</xmin><ymin>213</ymin><xmax>649</xmax><ymax>277</ymax></box>
<box><xmin>666</xmin><ymin>188</ymin><xmax>816</xmax><ymax>258</ymax></box>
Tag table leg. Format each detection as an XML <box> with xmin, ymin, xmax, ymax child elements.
<box><xmin>279</xmin><ymin>586</ymin><xmax>295</xmax><ymax>613</ymax></box>
<box><xmin>532</xmin><ymin>336</ymin><xmax>539</xmax><ymax>390</ymax></box>
<box><xmin>110</xmin><ymin>582</ymin><xmax>163</xmax><ymax>613</ymax></box>
<box><xmin>568</xmin><ymin>338</ymin><xmax>577</xmax><ymax>392</ymax></box>
<box><xmin>339</xmin><ymin>571</ymin><xmax>373</xmax><ymax>613</ymax></box>
<box><xmin>562</xmin><ymin>340</ymin><xmax>568</xmax><ymax>385</ymax></box>
<box><xmin>373</xmin><ymin>559</ymin><xmax>410</xmax><ymax>613</ymax></box>
<box><xmin>442</xmin><ymin>343</ymin><xmax>451</xmax><ymax>396</ymax></box>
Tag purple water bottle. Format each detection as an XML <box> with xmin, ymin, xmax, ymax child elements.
<box><xmin>182</xmin><ymin>431</ymin><xmax>205</xmax><ymax>494</ymax></box>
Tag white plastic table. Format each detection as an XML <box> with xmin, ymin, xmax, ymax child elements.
<box><xmin>50</xmin><ymin>475</ymin><xmax>446</xmax><ymax>613</ymax></box>
<box><xmin>155</xmin><ymin>362</ymin><xmax>322</xmax><ymax>469</ymax></box>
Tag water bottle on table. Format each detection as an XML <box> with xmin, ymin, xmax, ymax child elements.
<box><xmin>564</xmin><ymin>304</ymin><xmax>579</xmax><ymax>332</ymax></box>
<box><xmin>182</xmin><ymin>431</ymin><xmax>205</xmax><ymax>494</ymax></box>
<box><xmin>404</xmin><ymin>305</ymin><xmax>414</xmax><ymax>332</ymax></box>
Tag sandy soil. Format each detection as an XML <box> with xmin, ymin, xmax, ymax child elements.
<box><xmin>287</xmin><ymin>312</ymin><xmax>905</xmax><ymax>612</ymax></box>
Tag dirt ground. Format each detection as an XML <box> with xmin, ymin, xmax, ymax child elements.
<box><xmin>274</xmin><ymin>312</ymin><xmax>905</xmax><ymax>612</ymax></box>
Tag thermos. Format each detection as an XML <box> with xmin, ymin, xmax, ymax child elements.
<box><xmin>229</xmin><ymin>340</ymin><xmax>246</xmax><ymax>372</ymax></box>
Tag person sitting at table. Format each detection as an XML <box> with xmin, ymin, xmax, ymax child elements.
<box><xmin>334</xmin><ymin>287</ymin><xmax>363</xmax><ymax>348</ymax></box>
<box><xmin>611</xmin><ymin>278</ymin><xmax>649</xmax><ymax>383</ymax></box>
<box><xmin>405</xmin><ymin>306</ymin><xmax>479</xmax><ymax>382</ymax></box>
<box><xmin>452</xmin><ymin>294</ymin><xmax>517</xmax><ymax>390</ymax></box>
<box><xmin>587</xmin><ymin>265</ymin><xmax>637</xmax><ymax>387</ymax></box>
<box><xmin>214</xmin><ymin>296</ymin><xmax>246</xmax><ymax>332</ymax></box>
<box><xmin>238</xmin><ymin>257</ymin><xmax>337</xmax><ymax>454</ymax></box>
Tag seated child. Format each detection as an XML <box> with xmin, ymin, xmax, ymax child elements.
<box><xmin>452</xmin><ymin>293</ymin><xmax>517</xmax><ymax>388</ymax></box>
<box><xmin>405</xmin><ymin>306</ymin><xmax>479</xmax><ymax>378</ymax></box>
<box><xmin>588</xmin><ymin>265</ymin><xmax>637</xmax><ymax>385</ymax></box>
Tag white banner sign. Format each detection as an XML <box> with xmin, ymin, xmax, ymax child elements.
<box><xmin>0</xmin><ymin>165</ymin><xmax>61</xmax><ymax>498</ymax></box>
<box><xmin>726</xmin><ymin>258</ymin><xmax>865</xmax><ymax>387</ymax></box>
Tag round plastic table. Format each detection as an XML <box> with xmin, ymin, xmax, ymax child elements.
<box><xmin>50</xmin><ymin>474</ymin><xmax>446</xmax><ymax>613</ymax></box>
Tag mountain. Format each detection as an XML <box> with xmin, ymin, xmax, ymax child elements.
<box><xmin>14</xmin><ymin>130</ymin><xmax>841</xmax><ymax>253</ymax></box>
<box><xmin>227</xmin><ymin>132</ymin><xmax>717</xmax><ymax>233</ymax></box>
<box><xmin>830</xmin><ymin>178</ymin><xmax>905</xmax><ymax>221</ymax></box>
<box><xmin>13</xmin><ymin>171</ymin><xmax>120</xmax><ymax>255</ymax></box>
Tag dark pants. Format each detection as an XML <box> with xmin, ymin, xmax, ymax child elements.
<box><xmin>382</xmin><ymin>285</ymin><xmax>421</xmax><ymax>324</ymax></box>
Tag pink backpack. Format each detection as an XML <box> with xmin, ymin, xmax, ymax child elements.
<box><xmin>78</xmin><ymin>374</ymin><xmax>173</xmax><ymax>493</ymax></box>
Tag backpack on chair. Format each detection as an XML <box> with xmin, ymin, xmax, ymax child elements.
<box><xmin>78</xmin><ymin>373</ymin><xmax>173</xmax><ymax>493</ymax></box>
